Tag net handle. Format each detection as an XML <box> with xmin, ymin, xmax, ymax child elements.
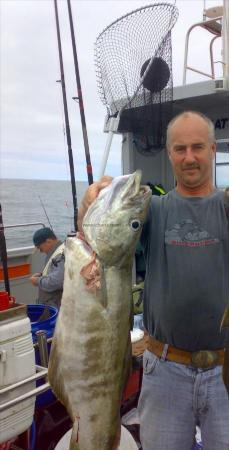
<box><xmin>98</xmin><ymin>117</ymin><xmax>118</xmax><ymax>178</ymax></box>
<box><xmin>98</xmin><ymin>131</ymin><xmax>114</xmax><ymax>179</ymax></box>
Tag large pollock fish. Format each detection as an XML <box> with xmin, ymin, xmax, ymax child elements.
<box><xmin>48</xmin><ymin>171</ymin><xmax>151</xmax><ymax>450</ymax></box>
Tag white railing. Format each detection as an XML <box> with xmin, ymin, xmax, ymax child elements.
<box><xmin>0</xmin><ymin>365</ymin><xmax>50</xmax><ymax>413</ymax></box>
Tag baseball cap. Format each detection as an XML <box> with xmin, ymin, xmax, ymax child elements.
<box><xmin>33</xmin><ymin>227</ymin><xmax>56</xmax><ymax>246</ymax></box>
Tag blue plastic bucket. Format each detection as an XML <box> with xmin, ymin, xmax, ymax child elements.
<box><xmin>27</xmin><ymin>304</ymin><xmax>58</xmax><ymax>408</ymax></box>
<box><xmin>27</xmin><ymin>304</ymin><xmax>58</xmax><ymax>344</ymax></box>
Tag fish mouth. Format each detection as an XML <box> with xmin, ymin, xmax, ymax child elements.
<box><xmin>120</xmin><ymin>170</ymin><xmax>151</xmax><ymax>203</ymax></box>
<box><xmin>120</xmin><ymin>170</ymin><xmax>141</xmax><ymax>201</ymax></box>
<box><xmin>95</xmin><ymin>170</ymin><xmax>150</xmax><ymax>211</ymax></box>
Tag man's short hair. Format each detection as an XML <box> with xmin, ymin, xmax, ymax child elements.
<box><xmin>33</xmin><ymin>227</ymin><xmax>56</xmax><ymax>246</ymax></box>
<box><xmin>166</xmin><ymin>111</ymin><xmax>215</xmax><ymax>149</ymax></box>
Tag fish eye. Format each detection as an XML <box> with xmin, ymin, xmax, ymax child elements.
<box><xmin>130</xmin><ymin>219</ymin><xmax>141</xmax><ymax>231</ymax></box>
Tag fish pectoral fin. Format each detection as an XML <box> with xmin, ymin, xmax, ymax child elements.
<box><xmin>69</xmin><ymin>417</ymin><xmax>80</xmax><ymax>450</ymax></box>
<box><xmin>80</xmin><ymin>253</ymin><xmax>101</xmax><ymax>293</ymax></box>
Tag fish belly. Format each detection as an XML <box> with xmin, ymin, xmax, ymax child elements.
<box><xmin>48</xmin><ymin>237</ymin><xmax>132</xmax><ymax>450</ymax></box>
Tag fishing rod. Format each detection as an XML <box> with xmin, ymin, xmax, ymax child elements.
<box><xmin>0</xmin><ymin>203</ymin><xmax>10</xmax><ymax>294</ymax></box>
<box><xmin>38</xmin><ymin>196</ymin><xmax>53</xmax><ymax>230</ymax></box>
<box><xmin>54</xmin><ymin>0</ymin><xmax>78</xmax><ymax>232</ymax></box>
<box><xmin>67</xmin><ymin>0</ymin><xmax>94</xmax><ymax>185</ymax></box>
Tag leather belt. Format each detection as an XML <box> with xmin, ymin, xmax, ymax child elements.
<box><xmin>146</xmin><ymin>335</ymin><xmax>224</xmax><ymax>369</ymax></box>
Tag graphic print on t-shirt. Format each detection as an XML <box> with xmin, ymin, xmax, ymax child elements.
<box><xmin>165</xmin><ymin>219</ymin><xmax>219</xmax><ymax>247</ymax></box>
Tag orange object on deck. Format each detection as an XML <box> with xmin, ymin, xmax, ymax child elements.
<box><xmin>0</xmin><ymin>263</ymin><xmax>30</xmax><ymax>281</ymax></box>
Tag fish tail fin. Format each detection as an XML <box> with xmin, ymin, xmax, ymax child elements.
<box><xmin>69</xmin><ymin>417</ymin><xmax>80</xmax><ymax>450</ymax></box>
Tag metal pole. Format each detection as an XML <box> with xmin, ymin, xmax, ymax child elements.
<box><xmin>67</xmin><ymin>0</ymin><xmax>94</xmax><ymax>185</ymax></box>
<box><xmin>0</xmin><ymin>204</ymin><xmax>10</xmax><ymax>294</ymax></box>
<box><xmin>223</xmin><ymin>0</ymin><xmax>229</xmax><ymax>77</ymax></box>
<box><xmin>36</xmin><ymin>330</ymin><xmax>49</xmax><ymax>368</ymax></box>
<box><xmin>54</xmin><ymin>0</ymin><xmax>78</xmax><ymax>231</ymax></box>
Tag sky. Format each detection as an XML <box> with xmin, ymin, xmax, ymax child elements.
<box><xmin>0</xmin><ymin>0</ymin><xmax>227</xmax><ymax>182</ymax></box>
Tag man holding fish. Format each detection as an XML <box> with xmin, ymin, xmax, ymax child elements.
<box><xmin>48</xmin><ymin>111</ymin><xmax>229</xmax><ymax>450</ymax></box>
<box><xmin>135</xmin><ymin>111</ymin><xmax>229</xmax><ymax>450</ymax></box>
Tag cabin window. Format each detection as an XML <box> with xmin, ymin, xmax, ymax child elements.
<box><xmin>215</xmin><ymin>140</ymin><xmax>229</xmax><ymax>189</ymax></box>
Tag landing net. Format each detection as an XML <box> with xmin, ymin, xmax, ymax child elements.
<box><xmin>94</xmin><ymin>3</ymin><xmax>179</xmax><ymax>148</ymax></box>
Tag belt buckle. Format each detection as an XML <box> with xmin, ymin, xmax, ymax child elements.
<box><xmin>191</xmin><ymin>350</ymin><xmax>219</xmax><ymax>369</ymax></box>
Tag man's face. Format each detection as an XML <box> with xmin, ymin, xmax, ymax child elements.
<box><xmin>167</xmin><ymin>115</ymin><xmax>216</xmax><ymax>192</ymax></box>
<box><xmin>36</xmin><ymin>238</ymin><xmax>54</xmax><ymax>254</ymax></box>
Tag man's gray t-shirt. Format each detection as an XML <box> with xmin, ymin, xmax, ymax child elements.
<box><xmin>141</xmin><ymin>189</ymin><xmax>229</xmax><ymax>351</ymax></box>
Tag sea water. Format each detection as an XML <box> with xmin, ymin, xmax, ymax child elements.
<box><xmin>0</xmin><ymin>179</ymin><xmax>88</xmax><ymax>249</ymax></box>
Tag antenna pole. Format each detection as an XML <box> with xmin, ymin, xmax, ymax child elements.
<box><xmin>223</xmin><ymin>0</ymin><xmax>229</xmax><ymax>77</ymax></box>
<box><xmin>67</xmin><ymin>0</ymin><xmax>94</xmax><ymax>185</ymax></box>
<box><xmin>0</xmin><ymin>204</ymin><xmax>10</xmax><ymax>294</ymax></box>
<box><xmin>54</xmin><ymin>0</ymin><xmax>78</xmax><ymax>231</ymax></box>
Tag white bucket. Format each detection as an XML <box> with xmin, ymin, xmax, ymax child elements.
<box><xmin>55</xmin><ymin>424</ymin><xmax>138</xmax><ymax>450</ymax></box>
<box><xmin>0</xmin><ymin>304</ymin><xmax>36</xmax><ymax>444</ymax></box>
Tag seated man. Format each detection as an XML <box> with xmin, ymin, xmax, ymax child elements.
<box><xmin>30</xmin><ymin>227</ymin><xmax>65</xmax><ymax>308</ymax></box>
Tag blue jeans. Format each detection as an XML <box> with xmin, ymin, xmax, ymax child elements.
<box><xmin>138</xmin><ymin>350</ymin><xmax>229</xmax><ymax>450</ymax></box>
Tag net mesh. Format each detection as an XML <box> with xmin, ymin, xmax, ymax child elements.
<box><xmin>94</xmin><ymin>3</ymin><xmax>179</xmax><ymax>147</ymax></box>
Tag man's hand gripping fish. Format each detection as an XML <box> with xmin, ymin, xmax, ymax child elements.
<box><xmin>48</xmin><ymin>171</ymin><xmax>151</xmax><ymax>450</ymax></box>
